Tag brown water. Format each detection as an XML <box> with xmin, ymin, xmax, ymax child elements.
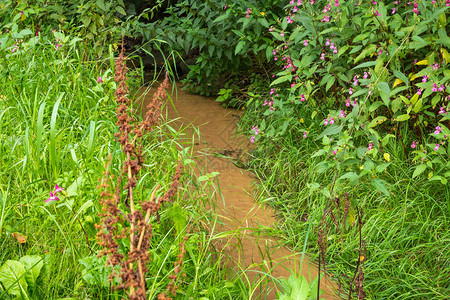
<box><xmin>142</xmin><ymin>83</ymin><xmax>339</xmax><ymax>299</ymax></box>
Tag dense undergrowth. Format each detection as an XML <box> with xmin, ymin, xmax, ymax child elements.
<box><xmin>149</xmin><ymin>0</ymin><xmax>450</xmax><ymax>299</ymax></box>
<box><xmin>0</xmin><ymin>4</ymin><xmax>263</xmax><ymax>300</ymax></box>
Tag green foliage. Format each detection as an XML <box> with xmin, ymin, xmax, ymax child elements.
<box><xmin>0</xmin><ymin>255</ymin><xmax>44</xmax><ymax>298</ymax></box>
<box><xmin>277</xmin><ymin>273</ymin><xmax>323</xmax><ymax>300</ymax></box>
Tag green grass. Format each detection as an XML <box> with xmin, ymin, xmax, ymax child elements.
<box><xmin>0</xmin><ymin>30</ymin><xmax>261</xmax><ymax>299</ymax></box>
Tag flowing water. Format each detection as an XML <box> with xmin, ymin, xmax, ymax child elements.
<box><xmin>142</xmin><ymin>82</ymin><xmax>338</xmax><ymax>299</ymax></box>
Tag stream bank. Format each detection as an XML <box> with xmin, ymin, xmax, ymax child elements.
<box><xmin>142</xmin><ymin>82</ymin><xmax>339</xmax><ymax>299</ymax></box>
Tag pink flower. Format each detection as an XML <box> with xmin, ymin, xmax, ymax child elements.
<box><xmin>434</xmin><ymin>126</ymin><xmax>441</xmax><ymax>135</ymax></box>
<box><xmin>303</xmin><ymin>131</ymin><xmax>307</xmax><ymax>138</ymax></box>
<box><xmin>54</xmin><ymin>184</ymin><xmax>65</xmax><ymax>193</ymax></box>
<box><xmin>434</xmin><ymin>144</ymin><xmax>440</xmax><ymax>151</ymax></box>
<box><xmin>374</xmin><ymin>10</ymin><xmax>381</xmax><ymax>17</ymax></box>
<box><xmin>97</xmin><ymin>76</ymin><xmax>103</xmax><ymax>83</ymax></box>
<box><xmin>432</xmin><ymin>83</ymin><xmax>438</xmax><ymax>92</ymax></box>
<box><xmin>438</xmin><ymin>107</ymin><xmax>446</xmax><ymax>114</ymax></box>
<box><xmin>324</xmin><ymin>118</ymin><xmax>329</xmax><ymax>125</ymax></box>
<box><xmin>339</xmin><ymin>110</ymin><xmax>345</xmax><ymax>118</ymax></box>
<box><xmin>329</xmin><ymin>117</ymin><xmax>335</xmax><ymax>125</ymax></box>
<box><xmin>45</xmin><ymin>191</ymin><xmax>60</xmax><ymax>203</ymax></box>
<box><xmin>392</xmin><ymin>8</ymin><xmax>396</xmax><ymax>14</ymax></box>
<box><xmin>422</xmin><ymin>75</ymin><xmax>428</xmax><ymax>82</ymax></box>
<box><xmin>250</xmin><ymin>136</ymin><xmax>255</xmax><ymax>143</ymax></box>
<box><xmin>411</xmin><ymin>141</ymin><xmax>417</xmax><ymax>149</ymax></box>
<box><xmin>345</xmin><ymin>99</ymin><xmax>350</xmax><ymax>107</ymax></box>
<box><xmin>224</xmin><ymin>5</ymin><xmax>227</xmax><ymax>10</ymax></box>
<box><xmin>438</xmin><ymin>84</ymin><xmax>445</xmax><ymax>92</ymax></box>
<box><xmin>252</xmin><ymin>126</ymin><xmax>259</xmax><ymax>135</ymax></box>
<box><xmin>349</xmin><ymin>88</ymin><xmax>353</xmax><ymax>95</ymax></box>
<box><xmin>417</xmin><ymin>89</ymin><xmax>422</xmax><ymax>95</ymax></box>
<box><xmin>320</xmin><ymin>53</ymin><xmax>325</xmax><ymax>60</ymax></box>
<box><xmin>303</xmin><ymin>40</ymin><xmax>308</xmax><ymax>46</ymax></box>
<box><xmin>363</xmin><ymin>72</ymin><xmax>369</xmax><ymax>79</ymax></box>
<box><xmin>333</xmin><ymin>149</ymin><xmax>338</xmax><ymax>155</ymax></box>
<box><xmin>300</xmin><ymin>94</ymin><xmax>306</xmax><ymax>102</ymax></box>
<box><xmin>367</xmin><ymin>143</ymin><xmax>373</xmax><ymax>150</ymax></box>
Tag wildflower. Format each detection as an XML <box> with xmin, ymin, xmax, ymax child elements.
<box><xmin>367</xmin><ymin>143</ymin><xmax>373</xmax><ymax>150</ymax></box>
<box><xmin>333</xmin><ymin>149</ymin><xmax>338</xmax><ymax>155</ymax></box>
<box><xmin>432</xmin><ymin>83</ymin><xmax>438</xmax><ymax>92</ymax></box>
<box><xmin>324</xmin><ymin>118</ymin><xmax>329</xmax><ymax>125</ymax></box>
<box><xmin>413</xmin><ymin>2</ymin><xmax>419</xmax><ymax>14</ymax></box>
<box><xmin>97</xmin><ymin>76</ymin><xmax>103</xmax><ymax>83</ymax></box>
<box><xmin>246</xmin><ymin>8</ymin><xmax>252</xmax><ymax>18</ymax></box>
<box><xmin>20</xmin><ymin>11</ymin><xmax>24</xmax><ymax>15</ymax></box>
<box><xmin>329</xmin><ymin>117</ymin><xmax>335</xmax><ymax>125</ymax></box>
<box><xmin>438</xmin><ymin>107</ymin><xmax>446</xmax><ymax>114</ymax></box>
<box><xmin>224</xmin><ymin>5</ymin><xmax>227</xmax><ymax>9</ymax></box>
<box><xmin>45</xmin><ymin>191</ymin><xmax>60</xmax><ymax>203</ymax></box>
<box><xmin>353</xmin><ymin>76</ymin><xmax>359</xmax><ymax>86</ymax></box>
<box><xmin>325</xmin><ymin>39</ymin><xmax>330</xmax><ymax>46</ymax></box>
<box><xmin>349</xmin><ymin>88</ymin><xmax>353</xmax><ymax>95</ymax></box>
<box><xmin>55</xmin><ymin>43</ymin><xmax>62</xmax><ymax>50</ymax></box>
<box><xmin>339</xmin><ymin>110</ymin><xmax>345</xmax><ymax>118</ymax></box>
<box><xmin>54</xmin><ymin>184</ymin><xmax>65</xmax><ymax>193</ymax></box>
<box><xmin>411</xmin><ymin>141</ymin><xmax>417</xmax><ymax>149</ymax></box>
<box><xmin>363</xmin><ymin>72</ymin><xmax>369</xmax><ymax>79</ymax></box>
<box><xmin>353</xmin><ymin>99</ymin><xmax>357</xmax><ymax>106</ymax></box>
<box><xmin>303</xmin><ymin>40</ymin><xmax>308</xmax><ymax>46</ymax></box>
<box><xmin>392</xmin><ymin>8</ymin><xmax>396</xmax><ymax>14</ymax></box>
<box><xmin>374</xmin><ymin>10</ymin><xmax>381</xmax><ymax>17</ymax></box>
<box><xmin>270</xmin><ymin>88</ymin><xmax>274</xmax><ymax>95</ymax></box>
<box><xmin>345</xmin><ymin>99</ymin><xmax>351</xmax><ymax>107</ymax></box>
<box><xmin>300</xmin><ymin>94</ymin><xmax>306</xmax><ymax>102</ymax></box>
<box><xmin>434</xmin><ymin>144</ymin><xmax>440</xmax><ymax>151</ymax></box>
<box><xmin>320</xmin><ymin>53</ymin><xmax>325</xmax><ymax>60</ymax></box>
<box><xmin>417</xmin><ymin>89</ymin><xmax>422</xmax><ymax>95</ymax></box>
<box><xmin>422</xmin><ymin>75</ymin><xmax>428</xmax><ymax>82</ymax></box>
<box><xmin>303</xmin><ymin>131</ymin><xmax>307</xmax><ymax>138</ymax></box>
<box><xmin>250</xmin><ymin>136</ymin><xmax>255</xmax><ymax>143</ymax></box>
<box><xmin>280</xmin><ymin>32</ymin><xmax>284</xmax><ymax>37</ymax></box>
<box><xmin>434</xmin><ymin>126</ymin><xmax>441</xmax><ymax>135</ymax></box>
<box><xmin>438</xmin><ymin>84</ymin><xmax>445</xmax><ymax>92</ymax></box>
<box><xmin>432</xmin><ymin>63</ymin><xmax>439</xmax><ymax>70</ymax></box>
<box><xmin>252</xmin><ymin>126</ymin><xmax>259</xmax><ymax>135</ymax></box>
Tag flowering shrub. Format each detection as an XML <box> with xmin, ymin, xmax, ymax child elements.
<box><xmin>252</xmin><ymin>0</ymin><xmax>450</xmax><ymax>187</ymax></box>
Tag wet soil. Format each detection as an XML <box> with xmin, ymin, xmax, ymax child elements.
<box><xmin>142</xmin><ymin>83</ymin><xmax>339</xmax><ymax>299</ymax></box>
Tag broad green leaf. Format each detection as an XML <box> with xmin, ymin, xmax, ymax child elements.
<box><xmin>19</xmin><ymin>256</ymin><xmax>43</xmax><ymax>289</ymax></box>
<box><xmin>316</xmin><ymin>124</ymin><xmax>343</xmax><ymax>140</ymax></box>
<box><xmin>392</xmin><ymin>70</ymin><xmax>409</xmax><ymax>87</ymax></box>
<box><xmin>368</xmin><ymin>116</ymin><xmax>387</xmax><ymax>128</ymax></box>
<box><xmin>271</xmin><ymin>74</ymin><xmax>292</xmax><ymax>86</ymax></box>
<box><xmin>413</xmin><ymin>98</ymin><xmax>423</xmax><ymax>113</ymax></box>
<box><xmin>413</xmin><ymin>164</ymin><xmax>427</xmax><ymax>178</ymax></box>
<box><xmin>370</xmin><ymin>178</ymin><xmax>390</xmax><ymax>197</ymax></box>
<box><xmin>325</xmin><ymin>76</ymin><xmax>335</xmax><ymax>92</ymax></box>
<box><xmin>377</xmin><ymin>82</ymin><xmax>390</xmax><ymax>106</ymax></box>
<box><xmin>0</xmin><ymin>260</ymin><xmax>28</xmax><ymax>296</ymax></box>
<box><xmin>395</xmin><ymin>114</ymin><xmax>410</xmax><ymax>121</ymax></box>
<box><xmin>352</xmin><ymin>60</ymin><xmax>377</xmax><ymax>70</ymax></box>
<box><xmin>235</xmin><ymin>40</ymin><xmax>246</xmax><ymax>55</ymax></box>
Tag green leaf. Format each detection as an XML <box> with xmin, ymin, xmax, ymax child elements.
<box><xmin>370</xmin><ymin>178</ymin><xmax>390</xmax><ymax>197</ymax></box>
<box><xmin>413</xmin><ymin>98</ymin><xmax>423</xmax><ymax>113</ymax></box>
<box><xmin>115</xmin><ymin>6</ymin><xmax>126</xmax><ymax>15</ymax></box>
<box><xmin>0</xmin><ymin>260</ymin><xmax>28</xmax><ymax>296</ymax></box>
<box><xmin>19</xmin><ymin>256</ymin><xmax>43</xmax><ymax>289</ymax></box>
<box><xmin>271</xmin><ymin>74</ymin><xmax>292</xmax><ymax>86</ymax></box>
<box><xmin>352</xmin><ymin>60</ymin><xmax>377</xmax><ymax>70</ymax></box>
<box><xmin>316</xmin><ymin>124</ymin><xmax>343</xmax><ymax>140</ymax></box>
<box><xmin>392</xmin><ymin>70</ymin><xmax>409</xmax><ymax>87</ymax></box>
<box><xmin>413</xmin><ymin>164</ymin><xmax>427</xmax><ymax>178</ymax></box>
<box><xmin>368</xmin><ymin>116</ymin><xmax>388</xmax><ymax>128</ymax></box>
<box><xmin>377</xmin><ymin>82</ymin><xmax>390</xmax><ymax>106</ymax></box>
<box><xmin>235</xmin><ymin>40</ymin><xmax>246</xmax><ymax>55</ymax></box>
<box><xmin>325</xmin><ymin>76</ymin><xmax>335</xmax><ymax>92</ymax></box>
<box><xmin>395</xmin><ymin>114</ymin><xmax>410</xmax><ymax>121</ymax></box>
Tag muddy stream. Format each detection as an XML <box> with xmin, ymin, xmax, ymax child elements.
<box><xmin>142</xmin><ymin>83</ymin><xmax>338</xmax><ymax>299</ymax></box>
